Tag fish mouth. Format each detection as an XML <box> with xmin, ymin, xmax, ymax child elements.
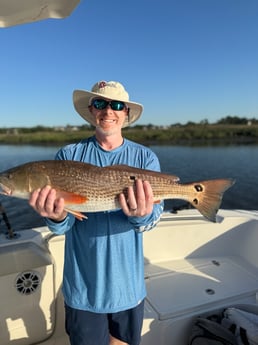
<box><xmin>0</xmin><ymin>183</ymin><xmax>12</xmax><ymax>196</ymax></box>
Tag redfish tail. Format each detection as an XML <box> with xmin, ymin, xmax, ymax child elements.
<box><xmin>188</xmin><ymin>179</ymin><xmax>235</xmax><ymax>222</ymax></box>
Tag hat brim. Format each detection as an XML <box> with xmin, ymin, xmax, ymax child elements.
<box><xmin>73</xmin><ymin>90</ymin><xmax>143</xmax><ymax>128</ymax></box>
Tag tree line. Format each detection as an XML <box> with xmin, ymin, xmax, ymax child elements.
<box><xmin>1</xmin><ymin>115</ymin><xmax>257</xmax><ymax>134</ymax></box>
<box><xmin>0</xmin><ymin>116</ymin><xmax>258</xmax><ymax>146</ymax></box>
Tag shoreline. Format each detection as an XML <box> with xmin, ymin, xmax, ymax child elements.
<box><xmin>1</xmin><ymin>125</ymin><xmax>258</xmax><ymax>146</ymax></box>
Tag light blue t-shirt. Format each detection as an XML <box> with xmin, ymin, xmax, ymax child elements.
<box><xmin>46</xmin><ymin>136</ymin><xmax>163</xmax><ymax>313</ymax></box>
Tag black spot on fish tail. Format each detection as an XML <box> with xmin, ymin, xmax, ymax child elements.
<box><xmin>130</xmin><ymin>176</ymin><xmax>136</xmax><ymax>180</ymax></box>
<box><xmin>194</xmin><ymin>184</ymin><xmax>203</xmax><ymax>192</ymax></box>
<box><xmin>189</xmin><ymin>179</ymin><xmax>235</xmax><ymax>222</ymax></box>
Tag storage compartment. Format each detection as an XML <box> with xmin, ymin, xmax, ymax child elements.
<box><xmin>0</xmin><ymin>242</ymin><xmax>55</xmax><ymax>345</ymax></box>
<box><xmin>145</xmin><ymin>256</ymin><xmax>258</xmax><ymax>320</ymax></box>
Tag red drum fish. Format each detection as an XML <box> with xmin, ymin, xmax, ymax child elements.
<box><xmin>0</xmin><ymin>160</ymin><xmax>235</xmax><ymax>222</ymax></box>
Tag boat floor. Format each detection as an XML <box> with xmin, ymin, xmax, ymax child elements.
<box><xmin>40</xmin><ymin>255</ymin><xmax>258</xmax><ymax>345</ymax></box>
<box><xmin>144</xmin><ymin>255</ymin><xmax>258</xmax><ymax>321</ymax></box>
<box><xmin>2</xmin><ymin>209</ymin><xmax>258</xmax><ymax>345</ymax></box>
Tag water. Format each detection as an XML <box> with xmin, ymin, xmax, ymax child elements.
<box><xmin>151</xmin><ymin>145</ymin><xmax>258</xmax><ymax>212</ymax></box>
<box><xmin>0</xmin><ymin>145</ymin><xmax>60</xmax><ymax>231</ymax></box>
<box><xmin>0</xmin><ymin>144</ymin><xmax>257</xmax><ymax>231</ymax></box>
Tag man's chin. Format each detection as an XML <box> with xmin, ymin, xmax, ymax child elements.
<box><xmin>96</xmin><ymin>126</ymin><xmax>118</xmax><ymax>136</ymax></box>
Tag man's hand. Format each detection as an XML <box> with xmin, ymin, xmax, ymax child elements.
<box><xmin>119</xmin><ymin>180</ymin><xmax>154</xmax><ymax>217</ymax></box>
<box><xmin>29</xmin><ymin>185</ymin><xmax>67</xmax><ymax>222</ymax></box>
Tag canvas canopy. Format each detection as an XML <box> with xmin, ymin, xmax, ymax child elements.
<box><xmin>0</xmin><ymin>0</ymin><xmax>80</xmax><ymax>27</ymax></box>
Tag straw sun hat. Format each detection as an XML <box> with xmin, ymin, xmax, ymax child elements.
<box><xmin>73</xmin><ymin>81</ymin><xmax>143</xmax><ymax>127</ymax></box>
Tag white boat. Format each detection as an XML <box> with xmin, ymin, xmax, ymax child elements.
<box><xmin>1</xmin><ymin>208</ymin><xmax>258</xmax><ymax>345</ymax></box>
<box><xmin>1</xmin><ymin>2</ymin><xmax>258</xmax><ymax>344</ymax></box>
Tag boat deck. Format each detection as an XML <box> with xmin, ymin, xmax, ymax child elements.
<box><xmin>1</xmin><ymin>210</ymin><xmax>258</xmax><ymax>345</ymax></box>
<box><xmin>145</xmin><ymin>255</ymin><xmax>258</xmax><ymax>320</ymax></box>
<box><xmin>140</xmin><ymin>210</ymin><xmax>258</xmax><ymax>344</ymax></box>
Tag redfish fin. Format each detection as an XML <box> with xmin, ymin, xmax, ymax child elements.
<box><xmin>56</xmin><ymin>190</ymin><xmax>88</xmax><ymax>204</ymax></box>
<box><xmin>64</xmin><ymin>207</ymin><xmax>88</xmax><ymax>221</ymax></box>
<box><xmin>56</xmin><ymin>190</ymin><xmax>88</xmax><ymax>221</ymax></box>
<box><xmin>188</xmin><ymin>179</ymin><xmax>235</xmax><ymax>222</ymax></box>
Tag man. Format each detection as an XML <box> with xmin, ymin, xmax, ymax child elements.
<box><xmin>29</xmin><ymin>80</ymin><xmax>163</xmax><ymax>345</ymax></box>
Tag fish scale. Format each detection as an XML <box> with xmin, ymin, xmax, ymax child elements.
<box><xmin>0</xmin><ymin>160</ymin><xmax>235</xmax><ymax>222</ymax></box>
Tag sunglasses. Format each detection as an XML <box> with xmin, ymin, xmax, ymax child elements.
<box><xmin>91</xmin><ymin>99</ymin><xmax>127</xmax><ymax>111</ymax></box>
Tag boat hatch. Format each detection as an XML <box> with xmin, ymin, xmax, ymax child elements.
<box><xmin>145</xmin><ymin>256</ymin><xmax>258</xmax><ymax>321</ymax></box>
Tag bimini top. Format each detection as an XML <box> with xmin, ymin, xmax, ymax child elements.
<box><xmin>0</xmin><ymin>0</ymin><xmax>80</xmax><ymax>27</ymax></box>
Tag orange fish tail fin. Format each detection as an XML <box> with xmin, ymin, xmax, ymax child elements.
<box><xmin>188</xmin><ymin>179</ymin><xmax>235</xmax><ymax>222</ymax></box>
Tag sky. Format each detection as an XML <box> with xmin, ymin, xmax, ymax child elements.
<box><xmin>0</xmin><ymin>0</ymin><xmax>258</xmax><ymax>127</ymax></box>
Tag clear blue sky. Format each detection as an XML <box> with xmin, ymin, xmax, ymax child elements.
<box><xmin>0</xmin><ymin>0</ymin><xmax>257</xmax><ymax>127</ymax></box>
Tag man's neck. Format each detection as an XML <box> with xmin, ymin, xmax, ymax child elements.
<box><xmin>95</xmin><ymin>132</ymin><xmax>124</xmax><ymax>151</ymax></box>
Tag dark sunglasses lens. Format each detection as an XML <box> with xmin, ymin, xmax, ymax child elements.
<box><xmin>92</xmin><ymin>99</ymin><xmax>126</xmax><ymax>111</ymax></box>
<box><xmin>92</xmin><ymin>99</ymin><xmax>108</xmax><ymax>109</ymax></box>
<box><xmin>110</xmin><ymin>101</ymin><xmax>125</xmax><ymax>111</ymax></box>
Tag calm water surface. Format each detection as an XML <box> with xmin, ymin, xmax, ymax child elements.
<box><xmin>0</xmin><ymin>144</ymin><xmax>257</xmax><ymax>230</ymax></box>
<box><xmin>151</xmin><ymin>145</ymin><xmax>258</xmax><ymax>212</ymax></box>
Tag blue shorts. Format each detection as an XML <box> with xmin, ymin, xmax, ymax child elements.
<box><xmin>65</xmin><ymin>300</ymin><xmax>144</xmax><ymax>345</ymax></box>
